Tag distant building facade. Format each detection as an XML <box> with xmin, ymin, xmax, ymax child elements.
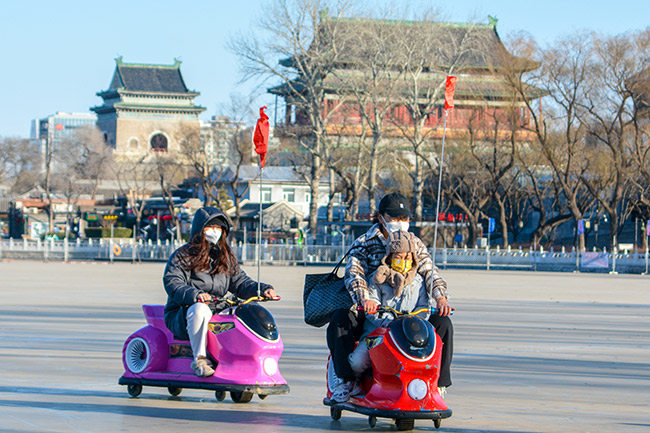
<box><xmin>200</xmin><ymin>116</ymin><xmax>247</xmax><ymax>167</ymax></box>
<box><xmin>212</xmin><ymin>165</ymin><xmax>342</xmax><ymax>219</ymax></box>
<box><xmin>200</xmin><ymin>117</ymin><xmax>284</xmax><ymax>168</ymax></box>
<box><xmin>91</xmin><ymin>57</ymin><xmax>205</xmax><ymax>161</ymax></box>
<box><xmin>30</xmin><ymin>112</ymin><xmax>98</xmax><ymax>166</ymax></box>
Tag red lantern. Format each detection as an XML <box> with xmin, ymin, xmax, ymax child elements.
<box><xmin>55</xmin><ymin>123</ymin><xmax>64</xmax><ymax>130</ymax></box>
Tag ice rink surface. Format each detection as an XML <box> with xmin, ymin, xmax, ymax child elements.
<box><xmin>0</xmin><ymin>260</ymin><xmax>649</xmax><ymax>432</ymax></box>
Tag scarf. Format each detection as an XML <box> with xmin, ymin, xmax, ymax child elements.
<box><xmin>372</xmin><ymin>256</ymin><xmax>418</xmax><ymax>297</ymax></box>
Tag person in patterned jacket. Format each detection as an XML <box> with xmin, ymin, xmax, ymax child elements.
<box><xmin>326</xmin><ymin>192</ymin><xmax>454</xmax><ymax>403</ymax></box>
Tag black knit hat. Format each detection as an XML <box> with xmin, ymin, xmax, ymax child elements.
<box><xmin>378</xmin><ymin>193</ymin><xmax>411</xmax><ymax>217</ymax></box>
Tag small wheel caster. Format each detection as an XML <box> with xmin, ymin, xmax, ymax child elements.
<box><xmin>368</xmin><ymin>416</ymin><xmax>377</xmax><ymax>428</ymax></box>
<box><xmin>395</xmin><ymin>418</ymin><xmax>414</xmax><ymax>431</ymax></box>
<box><xmin>230</xmin><ymin>390</ymin><xmax>253</xmax><ymax>403</ymax></box>
<box><xmin>215</xmin><ymin>390</ymin><xmax>226</xmax><ymax>401</ymax></box>
<box><xmin>127</xmin><ymin>384</ymin><xmax>142</xmax><ymax>398</ymax></box>
<box><xmin>434</xmin><ymin>418</ymin><xmax>441</xmax><ymax>429</ymax></box>
<box><xmin>167</xmin><ymin>386</ymin><xmax>182</xmax><ymax>396</ymax></box>
<box><xmin>258</xmin><ymin>394</ymin><xmax>268</xmax><ymax>400</ymax></box>
<box><xmin>330</xmin><ymin>406</ymin><xmax>342</xmax><ymax>420</ymax></box>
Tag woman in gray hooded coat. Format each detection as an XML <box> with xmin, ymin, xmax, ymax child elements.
<box><xmin>163</xmin><ymin>207</ymin><xmax>276</xmax><ymax>377</ymax></box>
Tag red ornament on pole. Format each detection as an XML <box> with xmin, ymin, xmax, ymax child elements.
<box><xmin>444</xmin><ymin>76</ymin><xmax>457</xmax><ymax>110</ymax></box>
<box><xmin>253</xmin><ymin>106</ymin><xmax>269</xmax><ymax>168</ymax></box>
<box><xmin>55</xmin><ymin>123</ymin><xmax>64</xmax><ymax>130</ymax></box>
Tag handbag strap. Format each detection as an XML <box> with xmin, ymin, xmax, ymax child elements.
<box><xmin>328</xmin><ymin>246</ymin><xmax>354</xmax><ymax>277</ymax></box>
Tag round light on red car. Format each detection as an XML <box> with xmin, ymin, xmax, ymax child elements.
<box><xmin>407</xmin><ymin>379</ymin><xmax>428</xmax><ymax>400</ymax></box>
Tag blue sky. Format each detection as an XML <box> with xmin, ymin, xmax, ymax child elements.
<box><xmin>1</xmin><ymin>0</ymin><xmax>648</xmax><ymax>137</ymax></box>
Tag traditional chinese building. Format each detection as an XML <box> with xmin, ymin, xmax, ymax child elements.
<box><xmin>269</xmin><ymin>16</ymin><xmax>544</xmax><ymax>145</ymax></box>
<box><xmin>91</xmin><ymin>57</ymin><xmax>205</xmax><ymax>161</ymax></box>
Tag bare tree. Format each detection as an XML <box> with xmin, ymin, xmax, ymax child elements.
<box><xmin>220</xmin><ymin>95</ymin><xmax>255</xmax><ymax>228</ymax></box>
<box><xmin>386</xmin><ymin>17</ymin><xmax>492</xmax><ymax>220</ymax></box>
<box><xmin>517</xmin><ymin>151</ymin><xmax>573</xmax><ymax>247</ymax></box>
<box><xmin>0</xmin><ymin>137</ymin><xmax>39</xmax><ymax>194</ymax></box>
<box><xmin>229</xmin><ymin>0</ymin><xmax>357</xmax><ymax>231</ymax></box>
<box><xmin>326</xmin><ymin>118</ymin><xmax>370</xmax><ymax>221</ymax></box>
<box><xmin>440</xmin><ymin>138</ymin><xmax>491</xmax><ymax>247</ymax></box>
<box><xmin>113</xmin><ymin>158</ymin><xmax>157</xmax><ymax>240</ymax></box>
<box><xmin>66</xmin><ymin>126</ymin><xmax>113</xmax><ymax>199</ymax></box>
<box><xmin>177</xmin><ymin>122</ymin><xmax>217</xmax><ymax>206</ymax></box>
<box><xmin>574</xmin><ymin>32</ymin><xmax>648</xmax><ymax>251</ymax></box>
<box><xmin>627</xmin><ymin>39</ymin><xmax>650</xmax><ymax>249</ymax></box>
<box><xmin>504</xmin><ymin>32</ymin><xmax>598</xmax><ymax>251</ymax></box>
<box><xmin>181</xmin><ymin>95</ymin><xmax>254</xmax><ymax>213</ymax></box>
<box><xmin>327</xmin><ymin>13</ymin><xmax>405</xmax><ymax>212</ymax></box>
<box><xmin>152</xmin><ymin>152</ymin><xmax>187</xmax><ymax>240</ymax></box>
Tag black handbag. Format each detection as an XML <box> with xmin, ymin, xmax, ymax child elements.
<box><xmin>303</xmin><ymin>250</ymin><xmax>354</xmax><ymax>327</ymax></box>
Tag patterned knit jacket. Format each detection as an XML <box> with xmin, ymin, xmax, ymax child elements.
<box><xmin>344</xmin><ymin>223</ymin><xmax>449</xmax><ymax>303</ymax></box>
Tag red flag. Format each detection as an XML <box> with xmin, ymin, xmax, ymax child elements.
<box><xmin>444</xmin><ymin>76</ymin><xmax>457</xmax><ymax>110</ymax></box>
<box><xmin>253</xmin><ymin>106</ymin><xmax>269</xmax><ymax>168</ymax></box>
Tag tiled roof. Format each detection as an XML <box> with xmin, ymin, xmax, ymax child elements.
<box><xmin>281</xmin><ymin>17</ymin><xmax>538</xmax><ymax>72</ymax></box>
<box><xmin>215</xmin><ymin>165</ymin><xmax>331</xmax><ymax>183</ymax></box>
<box><xmin>270</xmin><ymin>17</ymin><xmax>542</xmax><ymax>100</ymax></box>
<box><xmin>109</xmin><ymin>57</ymin><xmax>189</xmax><ymax>94</ymax></box>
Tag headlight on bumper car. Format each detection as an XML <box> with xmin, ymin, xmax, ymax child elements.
<box><xmin>263</xmin><ymin>357</ymin><xmax>278</xmax><ymax>376</ymax></box>
<box><xmin>407</xmin><ymin>379</ymin><xmax>428</xmax><ymax>400</ymax></box>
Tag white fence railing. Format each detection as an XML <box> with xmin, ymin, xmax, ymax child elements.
<box><xmin>1</xmin><ymin>239</ymin><xmax>649</xmax><ymax>274</ymax></box>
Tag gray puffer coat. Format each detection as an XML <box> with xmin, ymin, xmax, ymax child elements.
<box><xmin>163</xmin><ymin>207</ymin><xmax>272</xmax><ymax>340</ymax></box>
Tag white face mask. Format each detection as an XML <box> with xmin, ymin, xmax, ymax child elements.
<box><xmin>204</xmin><ymin>228</ymin><xmax>222</xmax><ymax>244</ymax></box>
<box><xmin>380</xmin><ymin>215</ymin><xmax>409</xmax><ymax>233</ymax></box>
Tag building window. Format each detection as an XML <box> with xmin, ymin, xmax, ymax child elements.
<box><xmin>128</xmin><ymin>137</ymin><xmax>139</xmax><ymax>149</ymax></box>
<box><xmin>150</xmin><ymin>133</ymin><xmax>168</xmax><ymax>152</ymax></box>
<box><xmin>283</xmin><ymin>188</ymin><xmax>295</xmax><ymax>202</ymax></box>
<box><xmin>261</xmin><ymin>187</ymin><xmax>272</xmax><ymax>203</ymax></box>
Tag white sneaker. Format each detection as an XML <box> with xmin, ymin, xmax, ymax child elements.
<box><xmin>438</xmin><ymin>386</ymin><xmax>447</xmax><ymax>398</ymax></box>
<box><xmin>328</xmin><ymin>360</ymin><xmax>363</xmax><ymax>403</ymax></box>
<box><xmin>349</xmin><ymin>381</ymin><xmax>363</xmax><ymax>397</ymax></box>
<box><xmin>331</xmin><ymin>380</ymin><xmax>362</xmax><ymax>403</ymax></box>
<box><xmin>191</xmin><ymin>357</ymin><xmax>215</xmax><ymax>377</ymax></box>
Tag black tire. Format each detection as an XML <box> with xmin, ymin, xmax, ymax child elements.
<box><xmin>258</xmin><ymin>394</ymin><xmax>268</xmax><ymax>400</ymax></box>
<box><xmin>395</xmin><ymin>418</ymin><xmax>414</xmax><ymax>431</ymax></box>
<box><xmin>215</xmin><ymin>390</ymin><xmax>226</xmax><ymax>401</ymax></box>
<box><xmin>434</xmin><ymin>418</ymin><xmax>441</xmax><ymax>429</ymax></box>
<box><xmin>167</xmin><ymin>386</ymin><xmax>182</xmax><ymax>396</ymax></box>
<box><xmin>230</xmin><ymin>390</ymin><xmax>253</xmax><ymax>403</ymax></box>
<box><xmin>330</xmin><ymin>406</ymin><xmax>342</xmax><ymax>420</ymax></box>
<box><xmin>127</xmin><ymin>384</ymin><xmax>142</xmax><ymax>398</ymax></box>
<box><xmin>368</xmin><ymin>416</ymin><xmax>377</xmax><ymax>428</ymax></box>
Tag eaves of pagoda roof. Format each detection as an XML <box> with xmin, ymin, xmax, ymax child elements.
<box><xmin>96</xmin><ymin>88</ymin><xmax>200</xmax><ymax>98</ymax></box>
<box><xmin>269</xmin><ymin>72</ymin><xmax>547</xmax><ymax>101</ymax></box>
<box><xmin>91</xmin><ymin>103</ymin><xmax>206</xmax><ymax>114</ymax></box>
<box><xmin>279</xmin><ymin>15</ymin><xmax>539</xmax><ymax>74</ymax></box>
<box><xmin>268</xmin><ymin>80</ymin><xmax>307</xmax><ymax>96</ymax></box>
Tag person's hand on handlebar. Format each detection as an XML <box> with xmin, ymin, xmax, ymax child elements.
<box><xmin>362</xmin><ymin>299</ymin><xmax>378</xmax><ymax>314</ymax></box>
<box><xmin>263</xmin><ymin>288</ymin><xmax>278</xmax><ymax>299</ymax></box>
<box><xmin>197</xmin><ymin>292</ymin><xmax>212</xmax><ymax>303</ymax></box>
<box><xmin>436</xmin><ymin>296</ymin><xmax>453</xmax><ymax>316</ymax></box>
